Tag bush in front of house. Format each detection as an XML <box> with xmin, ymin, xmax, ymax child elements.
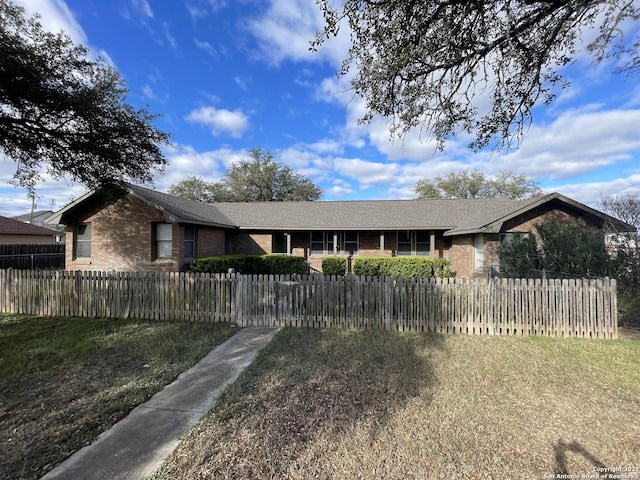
<box><xmin>353</xmin><ymin>257</ymin><xmax>452</xmax><ymax>278</ymax></box>
<box><xmin>322</xmin><ymin>256</ymin><xmax>347</xmax><ymax>276</ymax></box>
<box><xmin>188</xmin><ymin>254</ymin><xmax>307</xmax><ymax>275</ymax></box>
<box><xmin>433</xmin><ymin>258</ymin><xmax>453</xmax><ymax>278</ymax></box>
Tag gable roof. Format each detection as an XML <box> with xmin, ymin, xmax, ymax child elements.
<box><xmin>0</xmin><ymin>215</ymin><xmax>58</xmax><ymax>236</ymax></box>
<box><xmin>47</xmin><ymin>184</ymin><xmax>237</xmax><ymax>228</ymax></box>
<box><xmin>46</xmin><ymin>184</ymin><xmax>635</xmax><ymax>235</ymax></box>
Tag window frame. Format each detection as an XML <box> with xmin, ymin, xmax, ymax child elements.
<box><xmin>154</xmin><ymin>223</ymin><xmax>173</xmax><ymax>260</ymax></box>
<box><xmin>309</xmin><ymin>231</ymin><xmax>359</xmax><ymax>256</ymax></box>
<box><xmin>74</xmin><ymin>222</ymin><xmax>92</xmax><ymax>259</ymax></box>
<box><xmin>183</xmin><ymin>225</ymin><xmax>197</xmax><ymax>260</ymax></box>
<box><xmin>396</xmin><ymin>231</ymin><xmax>431</xmax><ymax>257</ymax></box>
<box><xmin>474</xmin><ymin>234</ymin><xmax>484</xmax><ymax>270</ymax></box>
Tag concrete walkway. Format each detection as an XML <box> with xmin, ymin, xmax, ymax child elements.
<box><xmin>41</xmin><ymin>326</ymin><xmax>279</xmax><ymax>480</ymax></box>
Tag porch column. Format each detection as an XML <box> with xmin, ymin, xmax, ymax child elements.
<box><xmin>380</xmin><ymin>232</ymin><xmax>385</xmax><ymax>256</ymax></box>
<box><xmin>333</xmin><ymin>232</ymin><xmax>338</xmax><ymax>254</ymax></box>
<box><xmin>430</xmin><ymin>231</ymin><xmax>436</xmax><ymax>257</ymax></box>
<box><xmin>285</xmin><ymin>233</ymin><xmax>291</xmax><ymax>254</ymax></box>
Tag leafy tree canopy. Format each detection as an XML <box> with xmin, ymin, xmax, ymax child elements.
<box><xmin>0</xmin><ymin>0</ymin><xmax>170</xmax><ymax>191</ymax></box>
<box><xmin>415</xmin><ymin>169</ymin><xmax>541</xmax><ymax>199</ymax></box>
<box><xmin>168</xmin><ymin>147</ymin><xmax>323</xmax><ymax>202</ymax></box>
<box><xmin>499</xmin><ymin>220</ymin><xmax>611</xmax><ymax>279</ymax></box>
<box><xmin>313</xmin><ymin>0</ymin><xmax>639</xmax><ymax>151</ymax></box>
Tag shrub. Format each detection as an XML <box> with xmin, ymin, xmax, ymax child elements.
<box><xmin>188</xmin><ymin>255</ymin><xmax>247</xmax><ymax>274</ymax></box>
<box><xmin>188</xmin><ymin>254</ymin><xmax>306</xmax><ymax>275</ymax></box>
<box><xmin>352</xmin><ymin>257</ymin><xmax>452</xmax><ymax>278</ymax></box>
<box><xmin>322</xmin><ymin>256</ymin><xmax>347</xmax><ymax>276</ymax></box>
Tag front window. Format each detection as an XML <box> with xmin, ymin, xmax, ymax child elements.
<box><xmin>310</xmin><ymin>231</ymin><xmax>359</xmax><ymax>255</ymax></box>
<box><xmin>75</xmin><ymin>223</ymin><xmax>91</xmax><ymax>258</ymax></box>
<box><xmin>184</xmin><ymin>226</ymin><xmax>196</xmax><ymax>259</ymax></box>
<box><xmin>474</xmin><ymin>234</ymin><xmax>484</xmax><ymax>270</ymax></box>
<box><xmin>397</xmin><ymin>231</ymin><xmax>431</xmax><ymax>256</ymax></box>
<box><xmin>155</xmin><ymin>223</ymin><xmax>173</xmax><ymax>259</ymax></box>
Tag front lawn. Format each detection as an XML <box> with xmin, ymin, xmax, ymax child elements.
<box><xmin>150</xmin><ymin>328</ymin><xmax>640</xmax><ymax>479</ymax></box>
<box><xmin>0</xmin><ymin>314</ymin><xmax>237</xmax><ymax>480</ymax></box>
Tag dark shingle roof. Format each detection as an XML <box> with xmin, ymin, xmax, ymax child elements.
<box><xmin>212</xmin><ymin>197</ymin><xmax>521</xmax><ymax>231</ymax></box>
<box><xmin>0</xmin><ymin>215</ymin><xmax>58</xmax><ymax>236</ymax></box>
<box><xmin>48</xmin><ymin>184</ymin><xmax>635</xmax><ymax>235</ymax></box>
<box><xmin>127</xmin><ymin>185</ymin><xmax>236</xmax><ymax>227</ymax></box>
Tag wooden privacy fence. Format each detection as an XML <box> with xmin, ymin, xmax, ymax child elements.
<box><xmin>0</xmin><ymin>270</ymin><xmax>617</xmax><ymax>339</ymax></box>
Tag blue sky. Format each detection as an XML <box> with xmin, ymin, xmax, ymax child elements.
<box><xmin>2</xmin><ymin>0</ymin><xmax>640</xmax><ymax>217</ymax></box>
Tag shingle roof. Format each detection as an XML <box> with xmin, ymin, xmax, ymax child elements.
<box><xmin>127</xmin><ymin>185</ymin><xmax>236</xmax><ymax>227</ymax></box>
<box><xmin>47</xmin><ymin>184</ymin><xmax>635</xmax><ymax>235</ymax></box>
<box><xmin>211</xmin><ymin>196</ymin><xmax>521</xmax><ymax>231</ymax></box>
<box><xmin>0</xmin><ymin>215</ymin><xmax>58</xmax><ymax>236</ymax></box>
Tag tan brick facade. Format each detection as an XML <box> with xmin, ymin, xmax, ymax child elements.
<box><xmin>65</xmin><ymin>194</ymin><xmax>226</xmax><ymax>272</ymax></box>
<box><xmin>60</xmin><ymin>192</ymin><xmax>611</xmax><ymax>278</ymax></box>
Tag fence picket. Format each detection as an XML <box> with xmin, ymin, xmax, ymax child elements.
<box><xmin>0</xmin><ymin>269</ymin><xmax>618</xmax><ymax>339</ymax></box>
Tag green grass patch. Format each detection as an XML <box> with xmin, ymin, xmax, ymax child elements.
<box><xmin>150</xmin><ymin>329</ymin><xmax>640</xmax><ymax>479</ymax></box>
<box><xmin>0</xmin><ymin>314</ymin><xmax>237</xmax><ymax>480</ymax></box>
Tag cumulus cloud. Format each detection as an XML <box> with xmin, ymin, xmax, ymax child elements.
<box><xmin>334</xmin><ymin>158</ymin><xmax>400</xmax><ymax>188</ymax></box>
<box><xmin>12</xmin><ymin>0</ymin><xmax>115</xmax><ymax>65</ymax></box>
<box><xmin>499</xmin><ymin>108</ymin><xmax>640</xmax><ymax>180</ymax></box>
<box><xmin>246</xmin><ymin>0</ymin><xmax>349</xmax><ymax>67</ymax></box>
<box><xmin>185</xmin><ymin>106</ymin><xmax>249</xmax><ymax>138</ymax></box>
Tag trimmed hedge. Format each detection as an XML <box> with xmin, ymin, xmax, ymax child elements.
<box><xmin>322</xmin><ymin>256</ymin><xmax>347</xmax><ymax>276</ymax></box>
<box><xmin>188</xmin><ymin>254</ymin><xmax>307</xmax><ymax>275</ymax></box>
<box><xmin>353</xmin><ymin>256</ymin><xmax>452</xmax><ymax>278</ymax></box>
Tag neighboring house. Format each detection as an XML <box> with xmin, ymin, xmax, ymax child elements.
<box><xmin>13</xmin><ymin>209</ymin><xmax>55</xmax><ymax>226</ymax></box>
<box><xmin>0</xmin><ymin>215</ymin><xmax>60</xmax><ymax>244</ymax></box>
<box><xmin>13</xmin><ymin>210</ymin><xmax>65</xmax><ymax>243</ymax></box>
<box><xmin>46</xmin><ymin>184</ymin><xmax>633</xmax><ymax>278</ymax></box>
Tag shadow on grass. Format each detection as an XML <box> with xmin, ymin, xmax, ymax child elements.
<box><xmin>158</xmin><ymin>327</ymin><xmax>445</xmax><ymax>479</ymax></box>
<box><xmin>553</xmin><ymin>439</ymin><xmax>607</xmax><ymax>474</ymax></box>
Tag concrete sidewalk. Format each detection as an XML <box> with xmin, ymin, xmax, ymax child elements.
<box><xmin>42</xmin><ymin>326</ymin><xmax>279</xmax><ymax>480</ymax></box>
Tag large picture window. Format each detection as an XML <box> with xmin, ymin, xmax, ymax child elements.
<box><xmin>396</xmin><ymin>231</ymin><xmax>431</xmax><ymax>256</ymax></box>
<box><xmin>310</xmin><ymin>231</ymin><xmax>359</xmax><ymax>255</ymax></box>
<box><xmin>155</xmin><ymin>223</ymin><xmax>173</xmax><ymax>259</ymax></box>
<box><xmin>75</xmin><ymin>223</ymin><xmax>91</xmax><ymax>259</ymax></box>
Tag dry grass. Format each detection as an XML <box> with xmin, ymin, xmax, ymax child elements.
<box><xmin>150</xmin><ymin>328</ymin><xmax>640</xmax><ymax>480</ymax></box>
<box><xmin>0</xmin><ymin>314</ymin><xmax>237</xmax><ymax>480</ymax></box>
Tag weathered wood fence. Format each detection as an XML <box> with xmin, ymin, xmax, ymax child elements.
<box><xmin>0</xmin><ymin>270</ymin><xmax>617</xmax><ymax>338</ymax></box>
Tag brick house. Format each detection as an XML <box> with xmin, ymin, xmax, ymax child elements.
<box><xmin>47</xmin><ymin>184</ymin><xmax>632</xmax><ymax>277</ymax></box>
<box><xmin>0</xmin><ymin>215</ymin><xmax>60</xmax><ymax>244</ymax></box>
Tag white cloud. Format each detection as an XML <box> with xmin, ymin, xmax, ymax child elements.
<box><xmin>233</xmin><ymin>76</ymin><xmax>252</xmax><ymax>90</ymax></box>
<box><xmin>334</xmin><ymin>158</ymin><xmax>400</xmax><ymax>188</ymax></box>
<box><xmin>328</xmin><ymin>179</ymin><xmax>355</xmax><ymax>196</ymax></box>
<box><xmin>142</xmin><ymin>85</ymin><xmax>158</xmax><ymax>101</ymax></box>
<box><xmin>545</xmin><ymin>173</ymin><xmax>640</xmax><ymax>208</ymax></box>
<box><xmin>14</xmin><ymin>0</ymin><xmax>87</xmax><ymax>44</ymax></box>
<box><xmin>132</xmin><ymin>0</ymin><xmax>154</xmax><ymax>19</ymax></box>
<box><xmin>162</xmin><ymin>22</ymin><xmax>178</xmax><ymax>50</ymax></box>
<box><xmin>194</xmin><ymin>39</ymin><xmax>218</xmax><ymax>57</ymax></box>
<box><xmin>246</xmin><ymin>0</ymin><xmax>349</xmax><ymax>67</ymax></box>
<box><xmin>500</xmin><ymin>108</ymin><xmax>640</xmax><ymax>180</ymax></box>
<box><xmin>185</xmin><ymin>106</ymin><xmax>249</xmax><ymax>138</ymax></box>
<box><xmin>12</xmin><ymin>0</ymin><xmax>114</xmax><ymax>65</ymax></box>
<box><xmin>154</xmin><ymin>145</ymin><xmax>250</xmax><ymax>191</ymax></box>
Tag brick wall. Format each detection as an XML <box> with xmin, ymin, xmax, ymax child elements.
<box><xmin>197</xmin><ymin>227</ymin><xmax>226</xmax><ymax>257</ymax></box>
<box><xmin>450</xmin><ymin>235</ymin><xmax>474</xmax><ymax>278</ymax></box>
<box><xmin>65</xmin><ymin>194</ymin><xmax>226</xmax><ymax>272</ymax></box>
<box><xmin>229</xmin><ymin>232</ymin><xmax>272</xmax><ymax>255</ymax></box>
